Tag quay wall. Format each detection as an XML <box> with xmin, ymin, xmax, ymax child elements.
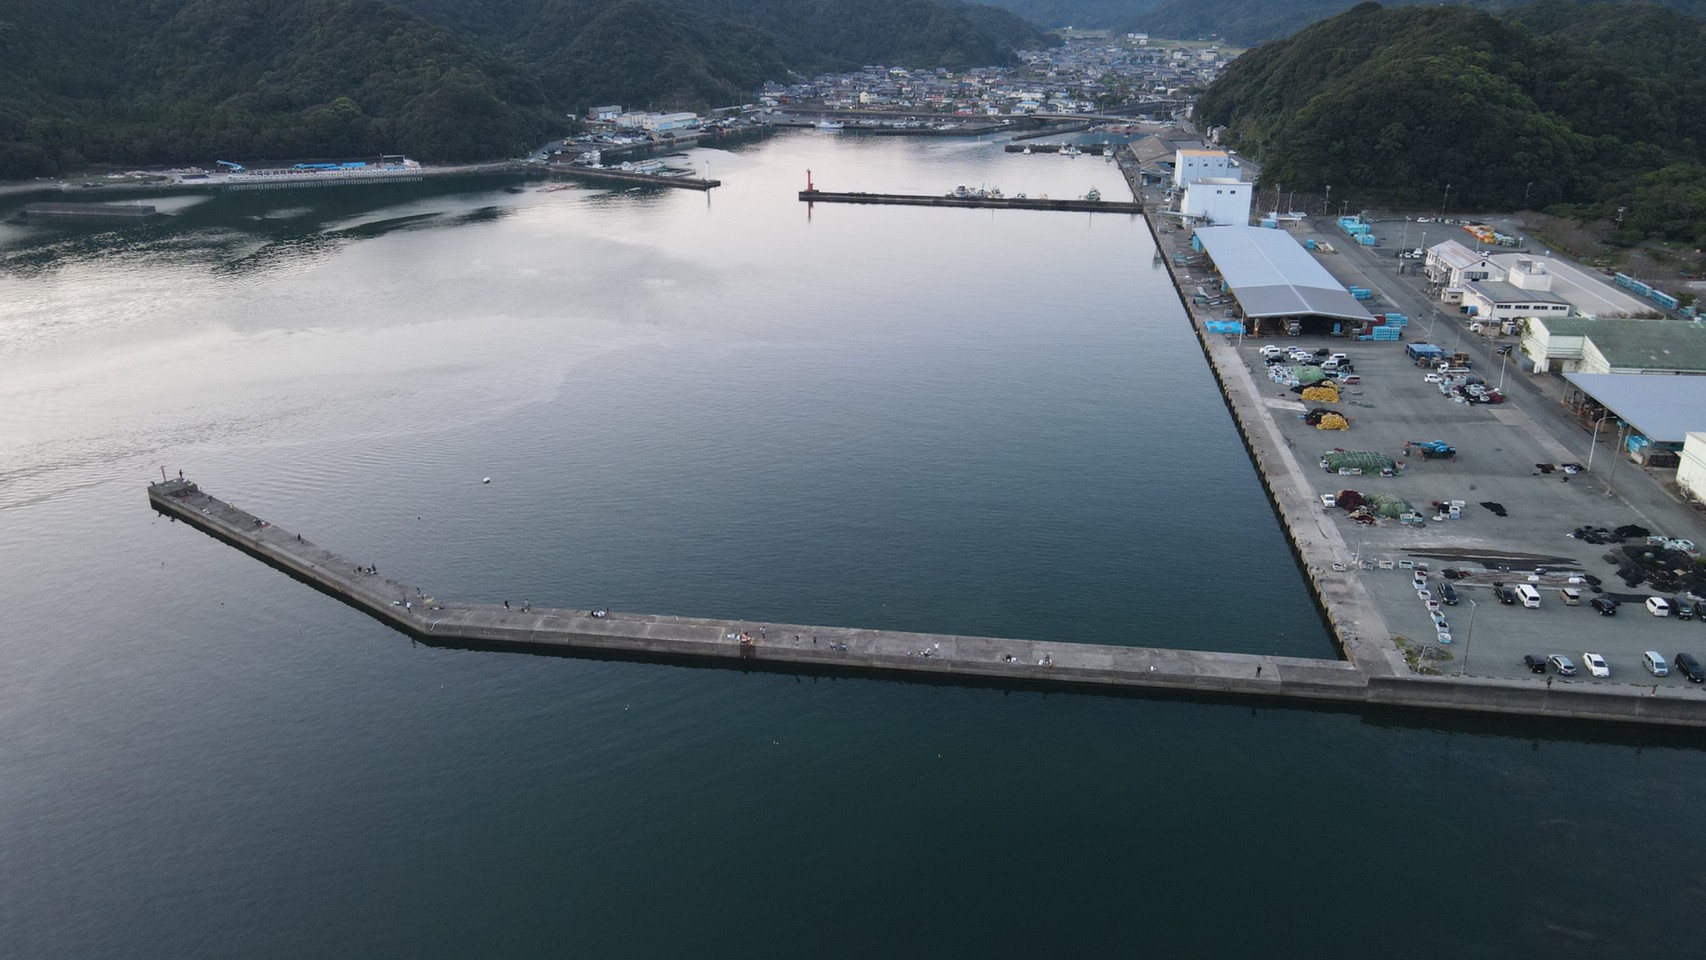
<box><xmin>1135</xmin><ymin>199</ymin><xmax>1403</xmax><ymax>677</ymax></box>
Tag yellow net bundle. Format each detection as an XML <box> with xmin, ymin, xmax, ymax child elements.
<box><xmin>1315</xmin><ymin>413</ymin><xmax>1350</xmax><ymax>430</ymax></box>
<box><xmin>1301</xmin><ymin>386</ymin><xmax>1340</xmax><ymax>403</ymax></box>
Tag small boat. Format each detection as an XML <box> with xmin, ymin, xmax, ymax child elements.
<box><xmin>1022</xmin><ymin>146</ymin><xmax>1033</xmax><ymax>155</ymax></box>
<box><xmin>1084</xmin><ymin>188</ymin><xmax>1102</xmax><ymax>202</ymax></box>
<box><xmin>950</xmin><ymin>184</ymin><xmax>973</xmax><ymax>199</ymax></box>
<box><xmin>1061</xmin><ymin>145</ymin><xmax>1083</xmax><ymax>157</ymax></box>
<box><xmin>816</xmin><ymin>121</ymin><xmax>845</xmax><ymax>131</ymax></box>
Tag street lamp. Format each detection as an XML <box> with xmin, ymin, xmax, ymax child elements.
<box><xmin>1586</xmin><ymin>412</ymin><xmax>1615</xmax><ymax>472</ymax></box>
<box><xmin>1523</xmin><ymin>181</ymin><xmax>1533</xmax><ymax>208</ymax></box>
<box><xmin>1324</xmin><ymin>184</ymin><xmax>1331</xmax><ymax>215</ymax></box>
<box><xmin>1441</xmin><ymin>182</ymin><xmax>1451</xmax><ymax>220</ymax></box>
<box><xmin>1461</xmin><ymin>597</ymin><xmax>1478</xmax><ymax>675</ymax></box>
<box><xmin>1497</xmin><ymin>345</ymin><xmax>1513</xmax><ymax>391</ymax></box>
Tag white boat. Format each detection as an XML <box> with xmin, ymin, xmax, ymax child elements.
<box><xmin>1060</xmin><ymin>145</ymin><xmax>1083</xmax><ymax>157</ymax></box>
<box><xmin>816</xmin><ymin>121</ymin><xmax>845</xmax><ymax>131</ymax></box>
<box><xmin>1084</xmin><ymin>188</ymin><xmax>1102</xmax><ymax>202</ymax></box>
<box><xmin>1022</xmin><ymin>146</ymin><xmax>1033</xmax><ymax>155</ymax></box>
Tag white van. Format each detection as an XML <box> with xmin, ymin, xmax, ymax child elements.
<box><xmin>1514</xmin><ymin>584</ymin><xmax>1542</xmax><ymax>608</ymax></box>
<box><xmin>1643</xmin><ymin>651</ymin><xmax>1669</xmax><ymax>676</ymax></box>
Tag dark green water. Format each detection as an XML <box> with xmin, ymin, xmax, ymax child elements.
<box><xmin>2</xmin><ymin>135</ymin><xmax>1700</xmax><ymax>958</ymax></box>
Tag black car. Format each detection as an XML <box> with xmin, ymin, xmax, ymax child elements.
<box><xmin>1590</xmin><ymin>597</ymin><xmax>1619</xmax><ymax>616</ymax></box>
<box><xmin>1676</xmin><ymin>652</ymin><xmax>1706</xmax><ymax>683</ymax></box>
<box><xmin>1497</xmin><ymin>585</ymin><xmax>1518</xmax><ymax>605</ymax></box>
<box><xmin>1439</xmin><ymin>581</ymin><xmax>1459</xmax><ymax>605</ymax></box>
<box><xmin>1676</xmin><ymin>596</ymin><xmax>1696</xmax><ymax>620</ymax></box>
<box><xmin>1523</xmin><ymin>654</ymin><xmax>1548</xmax><ymax>674</ymax></box>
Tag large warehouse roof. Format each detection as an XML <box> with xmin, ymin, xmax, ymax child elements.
<box><xmin>1563</xmin><ymin>372</ymin><xmax>1706</xmax><ymax>443</ymax></box>
<box><xmin>1540</xmin><ymin>317</ymin><xmax>1706</xmax><ymax>372</ymax></box>
<box><xmin>1194</xmin><ymin>226</ymin><xmax>1373</xmax><ymax>321</ymax></box>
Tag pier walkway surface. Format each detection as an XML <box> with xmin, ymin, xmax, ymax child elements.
<box><xmin>799</xmin><ymin>190</ymin><xmax>1140</xmax><ymax>214</ymax></box>
<box><xmin>148</xmin><ymin>479</ymin><xmax>1706</xmax><ymax>727</ymax></box>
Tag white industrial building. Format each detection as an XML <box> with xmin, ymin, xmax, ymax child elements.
<box><xmin>1172</xmin><ymin>147</ymin><xmax>1236</xmax><ymax>188</ymax></box>
<box><xmin>1180</xmin><ymin>177</ymin><xmax>1251</xmax><ymax>226</ymax></box>
<box><xmin>614</xmin><ymin>111</ymin><xmax>701</xmax><ymax>133</ymax></box>
<box><xmin>1679</xmin><ymin>432</ymin><xmax>1706</xmax><ymax>504</ymax></box>
<box><xmin>1459</xmin><ymin>279</ymin><xmax>1572</xmax><ymax>323</ymax></box>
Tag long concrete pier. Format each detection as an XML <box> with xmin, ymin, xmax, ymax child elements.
<box><xmin>799</xmin><ymin>190</ymin><xmax>1141</xmax><ymax>214</ymax></box>
<box><xmin>147</xmin><ymin>479</ymin><xmax>1706</xmax><ymax>727</ymax></box>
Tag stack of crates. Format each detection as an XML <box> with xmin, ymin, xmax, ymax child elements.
<box><xmin>1350</xmin><ymin>286</ymin><xmax>1373</xmax><ymax>300</ymax></box>
<box><xmin>1358</xmin><ymin>234</ymin><xmax>1377</xmax><ymax>246</ymax></box>
<box><xmin>1370</xmin><ymin>326</ymin><xmax>1402</xmax><ymax>341</ymax></box>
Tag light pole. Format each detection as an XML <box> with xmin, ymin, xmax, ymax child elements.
<box><xmin>1461</xmin><ymin>598</ymin><xmax>1478</xmax><ymax>675</ymax></box>
<box><xmin>1586</xmin><ymin>412</ymin><xmax>1614</xmax><ymax>472</ymax></box>
<box><xmin>1324</xmin><ymin>184</ymin><xmax>1331</xmax><ymax>216</ymax></box>
<box><xmin>1441</xmin><ymin>182</ymin><xmax>1451</xmax><ymax>221</ymax></box>
<box><xmin>1523</xmin><ymin>181</ymin><xmax>1533</xmax><ymax>209</ymax></box>
<box><xmin>1497</xmin><ymin>345</ymin><xmax>1512</xmax><ymax>390</ymax></box>
<box><xmin>1605</xmin><ymin>421</ymin><xmax>1628</xmax><ymax>497</ymax></box>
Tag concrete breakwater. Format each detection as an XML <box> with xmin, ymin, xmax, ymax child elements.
<box><xmin>147</xmin><ymin>479</ymin><xmax>1706</xmax><ymax>727</ymax></box>
<box><xmin>799</xmin><ymin>190</ymin><xmax>1140</xmax><ymax>214</ymax></box>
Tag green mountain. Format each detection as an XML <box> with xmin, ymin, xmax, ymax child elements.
<box><xmin>1195</xmin><ymin>1</ymin><xmax>1706</xmax><ymax>242</ymax></box>
<box><xmin>1160</xmin><ymin>0</ymin><xmax>1706</xmax><ymax>46</ymax></box>
<box><xmin>0</xmin><ymin>0</ymin><xmax>1047</xmax><ymax>180</ymax></box>
<box><xmin>0</xmin><ymin>0</ymin><xmax>554</xmax><ymax>177</ymax></box>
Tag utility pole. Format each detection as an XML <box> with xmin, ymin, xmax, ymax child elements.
<box><xmin>1523</xmin><ymin>181</ymin><xmax>1533</xmax><ymax>208</ymax></box>
<box><xmin>1324</xmin><ymin>184</ymin><xmax>1331</xmax><ymax>216</ymax></box>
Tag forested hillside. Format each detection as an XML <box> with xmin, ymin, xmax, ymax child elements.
<box><xmin>1195</xmin><ymin>1</ymin><xmax>1706</xmax><ymax>241</ymax></box>
<box><xmin>0</xmin><ymin>0</ymin><xmax>554</xmax><ymax>177</ymax></box>
<box><xmin>0</xmin><ymin>0</ymin><xmax>1046</xmax><ymax>179</ymax></box>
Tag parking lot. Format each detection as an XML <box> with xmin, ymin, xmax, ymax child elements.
<box><xmin>1242</xmin><ymin>330</ymin><xmax>1706</xmax><ymax>686</ymax></box>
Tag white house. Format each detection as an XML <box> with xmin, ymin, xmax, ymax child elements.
<box><xmin>1172</xmin><ymin>148</ymin><xmax>1235</xmax><ymax>188</ymax></box>
<box><xmin>588</xmin><ymin>105</ymin><xmax>623</xmax><ymax>121</ymax></box>
<box><xmin>1181</xmin><ymin>177</ymin><xmax>1251</xmax><ymax>226</ymax></box>
<box><xmin>1424</xmin><ymin>239</ymin><xmax>1503</xmax><ymax>290</ymax></box>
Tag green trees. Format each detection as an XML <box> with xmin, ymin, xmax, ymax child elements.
<box><xmin>0</xmin><ymin>0</ymin><xmax>1044</xmax><ymax>178</ymax></box>
<box><xmin>1196</xmin><ymin>2</ymin><xmax>1706</xmax><ymax>242</ymax></box>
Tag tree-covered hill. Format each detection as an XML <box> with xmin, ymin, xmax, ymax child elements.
<box><xmin>0</xmin><ymin>0</ymin><xmax>1048</xmax><ymax>179</ymax></box>
<box><xmin>1195</xmin><ymin>1</ymin><xmax>1706</xmax><ymax>242</ymax></box>
<box><xmin>0</xmin><ymin>0</ymin><xmax>554</xmax><ymax>177</ymax></box>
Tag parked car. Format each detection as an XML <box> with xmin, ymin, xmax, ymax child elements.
<box><xmin>1675</xmin><ymin>652</ymin><xmax>1706</xmax><ymax>683</ymax></box>
<box><xmin>1675</xmin><ymin>596</ymin><xmax>1696</xmax><ymax>620</ymax></box>
<box><xmin>1523</xmin><ymin>654</ymin><xmax>1548</xmax><ymax>674</ymax></box>
<box><xmin>1590</xmin><ymin>597</ymin><xmax>1619</xmax><ymax>616</ymax></box>
<box><xmin>1498</xmin><ymin>585</ymin><xmax>1518</xmax><ymax>605</ymax></box>
<box><xmin>1336</xmin><ymin>374</ymin><xmax>1362</xmax><ymax>385</ymax></box>
<box><xmin>1547</xmin><ymin>654</ymin><xmax>1578</xmax><ymax>676</ymax></box>
<box><xmin>1559</xmin><ymin>587</ymin><xmax>1581</xmax><ymax>605</ymax></box>
<box><xmin>1643</xmin><ymin>651</ymin><xmax>1668</xmax><ymax>676</ymax></box>
<box><xmin>1439</xmin><ymin>581</ymin><xmax>1459</xmax><ymax>605</ymax></box>
<box><xmin>1646</xmin><ymin>597</ymin><xmax>1672</xmax><ymax>617</ymax></box>
<box><xmin>1582</xmin><ymin>652</ymin><xmax>1610</xmax><ymax>678</ymax></box>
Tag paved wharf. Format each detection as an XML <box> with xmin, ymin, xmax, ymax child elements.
<box><xmin>799</xmin><ymin>190</ymin><xmax>1140</xmax><ymax>214</ymax></box>
<box><xmin>146</xmin><ymin>479</ymin><xmax>1706</xmax><ymax>727</ymax></box>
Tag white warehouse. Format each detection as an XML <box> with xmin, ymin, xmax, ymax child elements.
<box><xmin>1173</xmin><ymin>148</ymin><xmax>1236</xmax><ymax>188</ymax></box>
<box><xmin>1181</xmin><ymin>178</ymin><xmax>1251</xmax><ymax>226</ymax></box>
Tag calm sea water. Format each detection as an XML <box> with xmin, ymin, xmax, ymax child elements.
<box><xmin>2</xmin><ymin>134</ymin><xmax>1700</xmax><ymax>959</ymax></box>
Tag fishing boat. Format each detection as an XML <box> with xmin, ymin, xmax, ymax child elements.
<box><xmin>816</xmin><ymin>121</ymin><xmax>845</xmax><ymax>131</ymax></box>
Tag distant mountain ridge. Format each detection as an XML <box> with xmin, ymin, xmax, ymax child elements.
<box><xmin>0</xmin><ymin>0</ymin><xmax>1047</xmax><ymax>179</ymax></box>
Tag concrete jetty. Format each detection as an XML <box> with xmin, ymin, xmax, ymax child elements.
<box><xmin>799</xmin><ymin>190</ymin><xmax>1140</xmax><ymax>214</ymax></box>
<box><xmin>23</xmin><ymin>202</ymin><xmax>157</xmax><ymax>219</ymax></box>
<box><xmin>555</xmin><ymin>166</ymin><xmax>720</xmax><ymax>191</ymax></box>
<box><xmin>147</xmin><ymin>479</ymin><xmax>1706</xmax><ymax>727</ymax></box>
